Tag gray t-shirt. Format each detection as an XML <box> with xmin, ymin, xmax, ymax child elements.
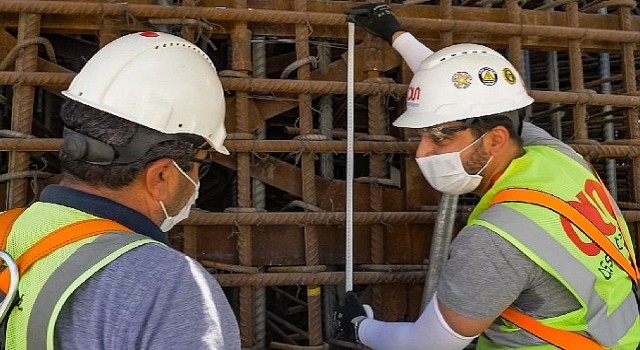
<box><xmin>437</xmin><ymin>122</ymin><xmax>586</xmax><ymax>334</ymax></box>
<box><xmin>54</xmin><ymin>243</ymin><xmax>241</xmax><ymax>349</ymax></box>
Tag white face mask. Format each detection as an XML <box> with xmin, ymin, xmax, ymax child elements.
<box><xmin>415</xmin><ymin>133</ymin><xmax>492</xmax><ymax>195</ymax></box>
<box><xmin>159</xmin><ymin>161</ymin><xmax>200</xmax><ymax>232</ymax></box>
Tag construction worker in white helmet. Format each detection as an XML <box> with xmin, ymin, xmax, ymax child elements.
<box><xmin>333</xmin><ymin>3</ymin><xmax>640</xmax><ymax>350</ymax></box>
<box><xmin>0</xmin><ymin>32</ymin><xmax>240</xmax><ymax>349</ymax></box>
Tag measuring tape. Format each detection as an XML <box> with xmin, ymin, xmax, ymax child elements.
<box><xmin>345</xmin><ymin>22</ymin><xmax>355</xmax><ymax>292</ymax></box>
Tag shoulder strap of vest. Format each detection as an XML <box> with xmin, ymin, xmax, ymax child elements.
<box><xmin>0</xmin><ymin>214</ymin><xmax>133</xmax><ymax>294</ymax></box>
<box><xmin>0</xmin><ymin>208</ymin><xmax>27</xmax><ymax>251</ymax></box>
<box><xmin>492</xmin><ymin>187</ymin><xmax>639</xmax><ymax>283</ymax></box>
<box><xmin>492</xmin><ymin>187</ymin><xmax>638</xmax><ymax>349</ymax></box>
<box><xmin>501</xmin><ymin>308</ymin><xmax>605</xmax><ymax>350</ymax></box>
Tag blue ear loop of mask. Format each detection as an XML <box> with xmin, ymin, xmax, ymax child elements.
<box><xmin>159</xmin><ymin>161</ymin><xmax>200</xmax><ymax>232</ymax></box>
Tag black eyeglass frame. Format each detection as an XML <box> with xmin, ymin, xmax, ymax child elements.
<box><xmin>190</xmin><ymin>152</ymin><xmax>213</xmax><ymax>179</ymax></box>
<box><xmin>422</xmin><ymin>124</ymin><xmax>469</xmax><ymax>141</ymax></box>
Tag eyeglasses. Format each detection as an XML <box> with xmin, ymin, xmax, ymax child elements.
<box><xmin>190</xmin><ymin>152</ymin><xmax>213</xmax><ymax>179</ymax></box>
<box><xmin>423</xmin><ymin>124</ymin><xmax>469</xmax><ymax>142</ymax></box>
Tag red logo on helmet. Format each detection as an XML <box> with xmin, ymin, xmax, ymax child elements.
<box><xmin>140</xmin><ymin>31</ymin><xmax>160</xmax><ymax>37</ymax></box>
<box><xmin>407</xmin><ymin>86</ymin><xmax>421</xmax><ymax>101</ymax></box>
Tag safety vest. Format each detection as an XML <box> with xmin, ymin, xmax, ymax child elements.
<box><xmin>468</xmin><ymin>145</ymin><xmax>640</xmax><ymax>349</ymax></box>
<box><xmin>0</xmin><ymin>202</ymin><xmax>159</xmax><ymax>350</ymax></box>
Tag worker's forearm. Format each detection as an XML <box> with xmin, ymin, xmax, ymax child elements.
<box><xmin>391</xmin><ymin>32</ymin><xmax>434</xmax><ymax>74</ymax></box>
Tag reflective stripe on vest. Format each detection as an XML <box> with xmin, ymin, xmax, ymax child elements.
<box><xmin>26</xmin><ymin>232</ymin><xmax>156</xmax><ymax>349</ymax></box>
<box><xmin>480</xmin><ymin>204</ymin><xmax>638</xmax><ymax>347</ymax></box>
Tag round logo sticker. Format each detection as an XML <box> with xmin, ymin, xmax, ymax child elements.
<box><xmin>452</xmin><ymin>72</ymin><xmax>472</xmax><ymax>89</ymax></box>
<box><xmin>478</xmin><ymin>67</ymin><xmax>498</xmax><ymax>86</ymax></box>
<box><xmin>503</xmin><ymin>68</ymin><xmax>517</xmax><ymax>85</ymax></box>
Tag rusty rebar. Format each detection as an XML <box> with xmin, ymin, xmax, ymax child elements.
<box><xmin>214</xmin><ymin>271</ymin><xmax>426</xmax><ymax>287</ymax></box>
<box><xmin>293</xmin><ymin>0</ymin><xmax>322</xmax><ymax>343</ymax></box>
<box><xmin>567</xmin><ymin>2</ymin><xmax>588</xmax><ymax>141</ymax></box>
<box><xmin>2</xmin><ymin>72</ymin><xmax>640</xmax><ymax>108</ymax></box>
<box><xmin>617</xmin><ymin>4</ymin><xmax>640</xmax><ymax>244</ymax></box>
<box><xmin>8</xmin><ymin>13</ymin><xmax>40</xmax><ymax>208</ymax></box>
<box><xmin>182</xmin><ymin>209</ymin><xmax>640</xmax><ymax>225</ymax></box>
<box><xmin>1</xmin><ymin>138</ymin><xmax>640</xmax><ymax>159</ymax></box>
<box><xmin>2</xmin><ymin>2</ymin><xmax>640</xmax><ymax>43</ymax></box>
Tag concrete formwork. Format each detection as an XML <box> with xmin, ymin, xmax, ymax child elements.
<box><xmin>0</xmin><ymin>0</ymin><xmax>639</xmax><ymax>348</ymax></box>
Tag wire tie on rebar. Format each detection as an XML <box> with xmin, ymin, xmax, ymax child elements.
<box><xmin>224</xmin><ymin>207</ymin><xmax>266</xmax><ymax>213</ymax></box>
<box><xmin>293</xmin><ymin>134</ymin><xmax>327</xmax><ymax>141</ymax></box>
<box><xmin>290</xmin><ymin>135</ymin><xmax>325</xmax><ymax>163</ymax></box>
<box><xmin>0</xmin><ymin>130</ymin><xmax>36</xmax><ymax>139</ymax></box>
<box><xmin>218</xmin><ymin>70</ymin><xmax>250</xmax><ymax>78</ymax></box>
<box><xmin>582</xmin><ymin>0</ymin><xmax>637</xmax><ymax>12</ymax></box>
<box><xmin>566</xmin><ymin>139</ymin><xmax>601</xmax><ymax>145</ymax></box>
<box><xmin>292</xmin><ymin>150</ymin><xmax>303</xmax><ymax>167</ymax></box>
<box><xmin>305</xmin><ymin>19</ymin><xmax>314</xmax><ymax>37</ymax></box>
<box><xmin>534</xmin><ymin>0</ymin><xmax>574</xmax><ymax>11</ymax></box>
<box><xmin>421</xmin><ymin>204</ymin><xmax>473</xmax><ymax>215</ymax></box>
<box><xmin>359</xmin><ymin>264</ymin><xmax>428</xmax><ymax>272</ymax></box>
<box><xmin>362</xmin><ymin>77</ymin><xmax>395</xmax><ymax>85</ymax></box>
<box><xmin>0</xmin><ymin>37</ymin><xmax>58</xmax><ymax>71</ymax></box>
<box><xmin>252</xmin><ymin>151</ymin><xmax>269</xmax><ymax>162</ymax></box>
<box><xmin>123</xmin><ymin>4</ymin><xmax>138</xmax><ymax>26</ymax></box>
<box><xmin>354</xmin><ymin>177</ymin><xmax>398</xmax><ymax>187</ymax></box>
<box><xmin>267</xmin><ymin>265</ymin><xmax>327</xmax><ymax>273</ymax></box>
<box><xmin>420</xmin><ymin>205</ymin><xmax>438</xmax><ymax>212</ymax></box>
<box><xmin>280</xmin><ymin>56</ymin><xmax>318</xmax><ymax>79</ymax></box>
<box><xmin>0</xmin><ymin>171</ymin><xmax>54</xmax><ymax>183</ymax></box>
<box><xmin>226</xmin><ymin>133</ymin><xmax>255</xmax><ymax>140</ymax></box>
<box><xmin>200</xmin><ymin>259</ymin><xmax>260</xmax><ymax>274</ymax></box>
<box><xmin>283</xmin><ymin>200</ymin><xmax>324</xmax><ymax>212</ymax></box>
<box><xmin>357</xmin><ymin>134</ymin><xmax>397</xmax><ymax>142</ymax></box>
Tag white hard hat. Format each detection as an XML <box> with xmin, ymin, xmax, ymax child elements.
<box><xmin>62</xmin><ymin>31</ymin><xmax>229</xmax><ymax>155</ymax></box>
<box><xmin>393</xmin><ymin>43</ymin><xmax>534</xmax><ymax>129</ymax></box>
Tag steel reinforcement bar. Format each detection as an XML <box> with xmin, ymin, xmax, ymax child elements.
<box><xmin>1</xmin><ymin>72</ymin><xmax>639</xmax><ymax>107</ymax></box>
<box><xmin>1</xmin><ymin>138</ymin><xmax>639</xmax><ymax>158</ymax></box>
<box><xmin>212</xmin><ymin>271</ymin><xmax>427</xmax><ymax>288</ymax></box>
<box><xmin>1</xmin><ymin>1</ymin><xmax>640</xmax><ymax>43</ymax></box>
<box><xmin>184</xmin><ymin>210</ymin><xmax>640</xmax><ymax>224</ymax></box>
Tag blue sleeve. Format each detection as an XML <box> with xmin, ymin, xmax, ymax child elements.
<box><xmin>119</xmin><ymin>252</ymin><xmax>240</xmax><ymax>350</ymax></box>
<box><xmin>55</xmin><ymin>244</ymin><xmax>240</xmax><ymax>350</ymax></box>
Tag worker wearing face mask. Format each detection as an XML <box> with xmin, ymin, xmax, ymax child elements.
<box><xmin>333</xmin><ymin>4</ymin><xmax>640</xmax><ymax>350</ymax></box>
<box><xmin>0</xmin><ymin>32</ymin><xmax>240</xmax><ymax>349</ymax></box>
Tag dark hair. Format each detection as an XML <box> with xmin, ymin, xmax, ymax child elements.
<box><xmin>59</xmin><ymin>99</ymin><xmax>199</xmax><ymax>189</ymax></box>
<box><xmin>464</xmin><ymin>111</ymin><xmax>523</xmax><ymax>147</ymax></box>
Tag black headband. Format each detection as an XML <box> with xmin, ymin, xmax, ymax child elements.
<box><xmin>61</xmin><ymin>126</ymin><xmax>204</xmax><ymax>165</ymax></box>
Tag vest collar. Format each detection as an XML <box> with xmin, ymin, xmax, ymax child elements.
<box><xmin>39</xmin><ymin>185</ymin><xmax>167</xmax><ymax>244</ymax></box>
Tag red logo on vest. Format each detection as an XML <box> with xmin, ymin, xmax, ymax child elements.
<box><xmin>561</xmin><ymin>179</ymin><xmax>617</xmax><ymax>257</ymax></box>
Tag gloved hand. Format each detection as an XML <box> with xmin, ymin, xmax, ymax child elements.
<box><xmin>345</xmin><ymin>3</ymin><xmax>403</xmax><ymax>44</ymax></box>
<box><xmin>333</xmin><ymin>291</ymin><xmax>369</xmax><ymax>342</ymax></box>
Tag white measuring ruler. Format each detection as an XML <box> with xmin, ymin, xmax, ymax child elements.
<box><xmin>345</xmin><ymin>21</ymin><xmax>355</xmax><ymax>292</ymax></box>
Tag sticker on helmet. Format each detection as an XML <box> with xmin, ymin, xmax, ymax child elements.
<box><xmin>452</xmin><ymin>72</ymin><xmax>472</xmax><ymax>89</ymax></box>
<box><xmin>503</xmin><ymin>68</ymin><xmax>517</xmax><ymax>85</ymax></box>
<box><xmin>478</xmin><ymin>67</ymin><xmax>498</xmax><ymax>86</ymax></box>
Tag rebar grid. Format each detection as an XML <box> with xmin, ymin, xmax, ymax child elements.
<box><xmin>0</xmin><ymin>1</ymin><xmax>639</xmax><ymax>349</ymax></box>
<box><xmin>7</xmin><ymin>13</ymin><xmax>40</xmax><ymax>208</ymax></box>
<box><xmin>292</xmin><ymin>0</ymin><xmax>323</xmax><ymax>346</ymax></box>
<box><xmin>360</xmin><ymin>32</ymin><xmax>392</xmax><ymax>320</ymax></box>
<box><xmin>229</xmin><ymin>1</ymin><xmax>255</xmax><ymax>347</ymax></box>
